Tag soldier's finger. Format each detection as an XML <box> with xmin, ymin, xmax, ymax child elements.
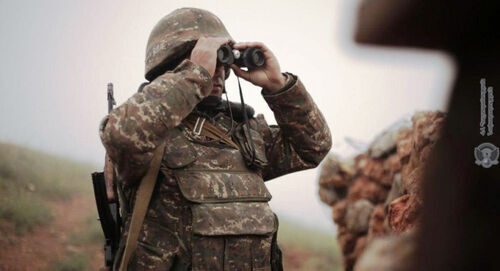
<box><xmin>207</xmin><ymin>37</ymin><xmax>230</xmax><ymax>48</ymax></box>
<box><xmin>231</xmin><ymin>65</ymin><xmax>251</xmax><ymax>81</ymax></box>
<box><xmin>233</xmin><ymin>42</ymin><xmax>268</xmax><ymax>52</ymax></box>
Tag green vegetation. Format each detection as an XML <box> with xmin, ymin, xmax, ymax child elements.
<box><xmin>0</xmin><ymin>143</ymin><xmax>93</xmax><ymax>200</ymax></box>
<box><xmin>0</xmin><ymin>189</ymin><xmax>53</xmax><ymax>234</ymax></box>
<box><xmin>278</xmin><ymin>219</ymin><xmax>343</xmax><ymax>271</ymax></box>
<box><xmin>0</xmin><ymin>142</ymin><xmax>94</xmax><ymax>235</ymax></box>
<box><xmin>278</xmin><ymin>219</ymin><xmax>338</xmax><ymax>252</ymax></box>
<box><xmin>49</xmin><ymin>252</ymin><xmax>90</xmax><ymax>271</ymax></box>
<box><xmin>66</xmin><ymin>213</ymin><xmax>104</xmax><ymax>246</ymax></box>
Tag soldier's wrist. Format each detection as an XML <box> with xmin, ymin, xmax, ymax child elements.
<box><xmin>261</xmin><ymin>72</ymin><xmax>296</xmax><ymax>96</ymax></box>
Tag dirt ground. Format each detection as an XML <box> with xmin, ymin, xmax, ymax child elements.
<box><xmin>0</xmin><ymin>195</ymin><xmax>337</xmax><ymax>271</ymax></box>
<box><xmin>0</xmin><ymin>195</ymin><xmax>102</xmax><ymax>271</ymax></box>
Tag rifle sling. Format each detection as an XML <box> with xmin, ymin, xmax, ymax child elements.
<box><xmin>119</xmin><ymin>141</ymin><xmax>166</xmax><ymax>271</ymax></box>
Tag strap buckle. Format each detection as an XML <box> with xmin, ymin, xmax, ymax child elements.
<box><xmin>193</xmin><ymin>117</ymin><xmax>206</xmax><ymax>136</ymax></box>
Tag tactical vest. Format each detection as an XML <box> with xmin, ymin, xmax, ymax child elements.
<box><xmin>154</xmin><ymin>112</ymin><xmax>281</xmax><ymax>271</ymax></box>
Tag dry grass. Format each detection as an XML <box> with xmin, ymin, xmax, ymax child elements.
<box><xmin>0</xmin><ymin>142</ymin><xmax>94</xmax><ymax>235</ymax></box>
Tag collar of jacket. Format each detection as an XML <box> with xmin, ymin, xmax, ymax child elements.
<box><xmin>196</xmin><ymin>98</ymin><xmax>255</xmax><ymax>122</ymax></box>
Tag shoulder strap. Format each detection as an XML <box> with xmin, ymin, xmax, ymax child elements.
<box><xmin>183</xmin><ymin>115</ymin><xmax>240</xmax><ymax>150</ymax></box>
<box><xmin>119</xmin><ymin>142</ymin><xmax>166</xmax><ymax>271</ymax></box>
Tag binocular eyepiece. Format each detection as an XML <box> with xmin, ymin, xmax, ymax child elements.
<box><xmin>217</xmin><ymin>44</ymin><xmax>266</xmax><ymax>69</ymax></box>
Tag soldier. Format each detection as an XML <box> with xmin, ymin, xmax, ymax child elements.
<box><xmin>99</xmin><ymin>7</ymin><xmax>332</xmax><ymax>271</ymax></box>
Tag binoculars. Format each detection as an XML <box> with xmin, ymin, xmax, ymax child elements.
<box><xmin>217</xmin><ymin>44</ymin><xmax>266</xmax><ymax>69</ymax></box>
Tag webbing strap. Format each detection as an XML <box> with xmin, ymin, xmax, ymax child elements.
<box><xmin>119</xmin><ymin>142</ymin><xmax>166</xmax><ymax>271</ymax></box>
<box><xmin>183</xmin><ymin>115</ymin><xmax>240</xmax><ymax>150</ymax></box>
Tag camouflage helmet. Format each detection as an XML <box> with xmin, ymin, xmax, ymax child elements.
<box><xmin>145</xmin><ymin>8</ymin><xmax>233</xmax><ymax>81</ymax></box>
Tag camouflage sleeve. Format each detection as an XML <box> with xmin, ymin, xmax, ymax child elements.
<box><xmin>99</xmin><ymin>59</ymin><xmax>212</xmax><ymax>186</ymax></box>
<box><xmin>254</xmin><ymin>73</ymin><xmax>332</xmax><ymax>181</ymax></box>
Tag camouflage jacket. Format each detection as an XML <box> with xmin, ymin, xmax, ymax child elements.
<box><xmin>99</xmin><ymin>59</ymin><xmax>331</xmax><ymax>270</ymax></box>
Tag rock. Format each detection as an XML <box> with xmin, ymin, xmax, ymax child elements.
<box><xmin>384</xmin><ymin>173</ymin><xmax>403</xmax><ymax>210</ymax></box>
<box><xmin>357</xmin><ymin>156</ymin><xmax>385</xmax><ymax>182</ymax></box>
<box><xmin>368</xmin><ymin>118</ymin><xmax>412</xmax><ymax>158</ymax></box>
<box><xmin>419</xmin><ymin>144</ymin><xmax>434</xmax><ymax>163</ymax></box>
<box><xmin>348</xmin><ymin>176</ymin><xmax>388</xmax><ymax>204</ymax></box>
<box><xmin>387</xmin><ymin>194</ymin><xmax>422</xmax><ymax>234</ymax></box>
<box><xmin>319</xmin><ymin>186</ymin><xmax>345</xmax><ymax>206</ymax></box>
<box><xmin>411</xmin><ymin>111</ymin><xmax>445</xmax><ymax>153</ymax></box>
<box><xmin>401</xmin><ymin>167</ymin><xmax>423</xmax><ymax>195</ymax></box>
<box><xmin>380</xmin><ymin>154</ymin><xmax>401</xmax><ymax>186</ymax></box>
<box><xmin>337</xmin><ymin>226</ymin><xmax>359</xmax><ymax>255</ymax></box>
<box><xmin>319</xmin><ymin>173</ymin><xmax>349</xmax><ymax>189</ymax></box>
<box><xmin>396</xmin><ymin>137</ymin><xmax>412</xmax><ymax>164</ymax></box>
<box><xmin>354</xmin><ymin>231</ymin><xmax>416</xmax><ymax>271</ymax></box>
<box><xmin>317</xmin><ymin>111</ymin><xmax>444</xmax><ymax>270</ymax></box>
<box><xmin>352</xmin><ymin>236</ymin><xmax>368</xmax><ymax>261</ymax></box>
<box><xmin>369</xmin><ymin>130</ymin><xmax>398</xmax><ymax>158</ymax></box>
<box><xmin>367</xmin><ymin>205</ymin><xmax>386</xmax><ymax>241</ymax></box>
<box><xmin>368</xmin><ymin>127</ymin><xmax>401</xmax><ymax>158</ymax></box>
<box><xmin>346</xmin><ymin>200</ymin><xmax>375</xmax><ymax>234</ymax></box>
<box><xmin>332</xmin><ymin>199</ymin><xmax>348</xmax><ymax>225</ymax></box>
<box><xmin>319</xmin><ymin>155</ymin><xmax>353</xmax><ymax>189</ymax></box>
<box><xmin>345</xmin><ymin>236</ymin><xmax>368</xmax><ymax>271</ymax></box>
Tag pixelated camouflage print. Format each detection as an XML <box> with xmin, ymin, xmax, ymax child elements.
<box><xmin>191</xmin><ymin>235</ymin><xmax>273</xmax><ymax>271</ymax></box>
<box><xmin>161</xmin><ymin>127</ymin><xmax>197</xmax><ymax>168</ymax></box>
<box><xmin>181</xmin><ymin>123</ymin><xmax>249</xmax><ymax>171</ymax></box>
<box><xmin>256</xmin><ymin>74</ymin><xmax>333</xmax><ymax>180</ymax></box>
<box><xmin>191</xmin><ymin>236</ymin><xmax>225</xmax><ymax>270</ymax></box>
<box><xmin>192</xmin><ymin>202</ymin><xmax>277</xmax><ymax>235</ymax></box>
<box><xmin>99</xmin><ymin>59</ymin><xmax>212</xmax><ymax>186</ymax></box>
<box><xmin>145</xmin><ymin>8</ymin><xmax>233</xmax><ymax>80</ymax></box>
<box><xmin>175</xmin><ymin>170</ymin><xmax>271</xmax><ymax>203</ymax></box>
<box><xmin>127</xmin><ymin>220</ymin><xmax>178</xmax><ymax>271</ymax></box>
<box><xmin>116</xmin><ymin>175</ymin><xmax>194</xmax><ymax>271</ymax></box>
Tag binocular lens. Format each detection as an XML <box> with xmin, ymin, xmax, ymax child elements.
<box><xmin>217</xmin><ymin>44</ymin><xmax>266</xmax><ymax>69</ymax></box>
<box><xmin>217</xmin><ymin>45</ymin><xmax>234</xmax><ymax>65</ymax></box>
<box><xmin>246</xmin><ymin>48</ymin><xmax>265</xmax><ymax>68</ymax></box>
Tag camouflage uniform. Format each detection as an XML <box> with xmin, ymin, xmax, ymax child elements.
<box><xmin>99</xmin><ymin>8</ymin><xmax>331</xmax><ymax>271</ymax></box>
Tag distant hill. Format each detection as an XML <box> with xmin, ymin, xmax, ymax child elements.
<box><xmin>0</xmin><ymin>142</ymin><xmax>94</xmax><ymax>233</ymax></box>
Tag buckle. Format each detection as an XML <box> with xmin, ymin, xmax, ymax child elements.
<box><xmin>193</xmin><ymin>117</ymin><xmax>206</xmax><ymax>136</ymax></box>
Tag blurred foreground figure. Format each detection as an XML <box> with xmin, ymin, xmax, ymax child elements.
<box><xmin>99</xmin><ymin>8</ymin><xmax>331</xmax><ymax>271</ymax></box>
<box><xmin>353</xmin><ymin>0</ymin><xmax>500</xmax><ymax>270</ymax></box>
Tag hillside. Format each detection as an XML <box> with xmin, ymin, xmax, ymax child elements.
<box><xmin>0</xmin><ymin>143</ymin><xmax>342</xmax><ymax>270</ymax></box>
<box><xmin>0</xmin><ymin>143</ymin><xmax>103</xmax><ymax>270</ymax></box>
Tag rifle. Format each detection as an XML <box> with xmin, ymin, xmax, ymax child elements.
<box><xmin>92</xmin><ymin>83</ymin><xmax>121</xmax><ymax>269</ymax></box>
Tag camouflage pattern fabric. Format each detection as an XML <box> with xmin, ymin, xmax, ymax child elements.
<box><xmin>100</xmin><ymin>59</ymin><xmax>212</xmax><ymax>188</ymax></box>
<box><xmin>145</xmin><ymin>8</ymin><xmax>233</xmax><ymax>81</ymax></box>
<box><xmin>100</xmin><ymin>59</ymin><xmax>331</xmax><ymax>270</ymax></box>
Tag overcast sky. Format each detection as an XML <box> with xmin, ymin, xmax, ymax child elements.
<box><xmin>0</xmin><ymin>0</ymin><xmax>455</xmax><ymax>233</ymax></box>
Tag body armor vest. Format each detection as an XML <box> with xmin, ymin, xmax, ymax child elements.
<box><xmin>164</xmin><ymin>116</ymin><xmax>276</xmax><ymax>233</ymax></box>
<box><xmin>135</xmin><ymin>111</ymin><xmax>280</xmax><ymax>270</ymax></box>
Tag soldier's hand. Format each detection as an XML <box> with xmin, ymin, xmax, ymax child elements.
<box><xmin>231</xmin><ymin>42</ymin><xmax>287</xmax><ymax>92</ymax></box>
<box><xmin>190</xmin><ymin>37</ymin><xmax>230</xmax><ymax>78</ymax></box>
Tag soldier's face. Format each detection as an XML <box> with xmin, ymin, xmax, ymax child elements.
<box><xmin>210</xmin><ymin>65</ymin><xmax>226</xmax><ymax>97</ymax></box>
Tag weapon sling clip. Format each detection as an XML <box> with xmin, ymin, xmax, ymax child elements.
<box><xmin>193</xmin><ymin>117</ymin><xmax>206</xmax><ymax>136</ymax></box>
